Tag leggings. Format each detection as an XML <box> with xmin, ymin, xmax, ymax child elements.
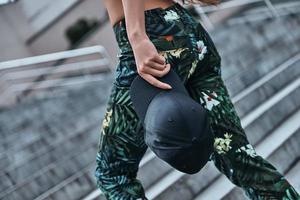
<box><xmin>94</xmin><ymin>2</ymin><xmax>300</xmax><ymax>199</ymax></box>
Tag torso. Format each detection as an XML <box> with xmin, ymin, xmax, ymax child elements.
<box><xmin>103</xmin><ymin>0</ymin><xmax>176</xmax><ymax>27</ymax></box>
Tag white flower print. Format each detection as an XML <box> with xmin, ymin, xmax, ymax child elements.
<box><xmin>213</xmin><ymin>132</ymin><xmax>233</xmax><ymax>154</ymax></box>
<box><xmin>196</xmin><ymin>40</ymin><xmax>207</xmax><ymax>61</ymax></box>
<box><xmin>163</xmin><ymin>10</ymin><xmax>180</xmax><ymax>22</ymax></box>
<box><xmin>235</xmin><ymin>144</ymin><xmax>258</xmax><ymax>158</ymax></box>
<box><xmin>200</xmin><ymin>90</ymin><xmax>220</xmax><ymax>111</ymax></box>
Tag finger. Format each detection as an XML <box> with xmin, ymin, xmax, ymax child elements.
<box><xmin>142</xmin><ymin>73</ymin><xmax>172</xmax><ymax>90</ymax></box>
<box><xmin>144</xmin><ymin>63</ymin><xmax>171</xmax><ymax>77</ymax></box>
<box><xmin>151</xmin><ymin>54</ymin><xmax>166</xmax><ymax>65</ymax></box>
<box><xmin>146</xmin><ymin>60</ymin><xmax>167</xmax><ymax>71</ymax></box>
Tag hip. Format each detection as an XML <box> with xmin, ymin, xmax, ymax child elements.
<box><xmin>112</xmin><ymin>2</ymin><xmax>222</xmax><ymax>87</ymax></box>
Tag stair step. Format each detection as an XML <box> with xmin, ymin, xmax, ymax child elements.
<box><xmin>0</xmin><ymin>101</ymin><xmax>105</xmax><ymax>172</ymax></box>
<box><xmin>233</xmin><ymin>54</ymin><xmax>300</xmax><ymax>118</ymax></box>
<box><xmin>242</xmin><ymin>76</ymin><xmax>300</xmax><ymax>145</ymax></box>
<box><xmin>0</xmin><ymin>107</ymin><xmax>104</xmax><ymax>195</ymax></box>
<box><xmin>0</xmin><ymin>126</ymin><xmax>99</xmax><ymax>200</ymax></box>
<box><xmin>0</xmin><ymin>80</ymin><xmax>110</xmax><ymax>157</ymax></box>
<box><xmin>30</xmin><ymin>149</ymin><xmax>154</xmax><ymax>200</ymax></box>
<box><xmin>211</xmin><ymin>15</ymin><xmax>300</xmax><ymax>96</ymax></box>
<box><xmin>0</xmin><ymin>79</ymin><xmax>112</xmax><ymax>141</ymax></box>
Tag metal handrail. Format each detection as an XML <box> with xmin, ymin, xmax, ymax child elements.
<box><xmin>0</xmin><ymin>45</ymin><xmax>113</xmax><ymax>107</ymax></box>
<box><xmin>191</xmin><ymin>0</ymin><xmax>282</xmax><ymax>30</ymax></box>
<box><xmin>0</xmin><ymin>46</ymin><xmax>108</xmax><ymax>71</ymax></box>
<box><xmin>0</xmin><ymin>0</ymin><xmax>18</xmax><ymax>6</ymax></box>
<box><xmin>227</xmin><ymin>1</ymin><xmax>300</xmax><ymax>25</ymax></box>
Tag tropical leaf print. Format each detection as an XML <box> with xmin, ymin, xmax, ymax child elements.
<box><xmin>158</xmin><ymin>47</ymin><xmax>189</xmax><ymax>59</ymax></box>
<box><xmin>187</xmin><ymin>59</ymin><xmax>199</xmax><ymax>80</ymax></box>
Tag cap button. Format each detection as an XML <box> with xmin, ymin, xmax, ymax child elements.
<box><xmin>192</xmin><ymin>137</ymin><xmax>197</xmax><ymax>143</ymax></box>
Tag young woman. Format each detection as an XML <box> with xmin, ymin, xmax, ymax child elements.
<box><xmin>95</xmin><ymin>0</ymin><xmax>300</xmax><ymax>199</ymax></box>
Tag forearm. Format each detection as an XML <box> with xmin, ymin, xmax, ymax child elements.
<box><xmin>122</xmin><ymin>0</ymin><xmax>149</xmax><ymax>47</ymax></box>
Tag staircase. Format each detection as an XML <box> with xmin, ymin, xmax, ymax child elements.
<box><xmin>1</xmin><ymin>7</ymin><xmax>300</xmax><ymax>200</ymax></box>
<box><xmin>0</xmin><ymin>46</ymin><xmax>115</xmax><ymax>200</ymax></box>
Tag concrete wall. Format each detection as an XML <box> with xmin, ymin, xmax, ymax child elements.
<box><xmin>0</xmin><ymin>0</ymin><xmax>118</xmax><ymax>66</ymax></box>
<box><xmin>0</xmin><ymin>3</ymin><xmax>33</xmax><ymax>61</ymax></box>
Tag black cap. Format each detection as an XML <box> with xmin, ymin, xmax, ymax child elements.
<box><xmin>129</xmin><ymin>68</ymin><xmax>214</xmax><ymax>174</ymax></box>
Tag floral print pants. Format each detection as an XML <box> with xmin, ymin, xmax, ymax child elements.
<box><xmin>94</xmin><ymin>2</ymin><xmax>300</xmax><ymax>200</ymax></box>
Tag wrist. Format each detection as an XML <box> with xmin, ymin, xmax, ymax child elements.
<box><xmin>128</xmin><ymin>31</ymin><xmax>149</xmax><ymax>47</ymax></box>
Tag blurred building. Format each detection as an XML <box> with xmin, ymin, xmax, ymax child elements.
<box><xmin>0</xmin><ymin>0</ymin><xmax>119</xmax><ymax>64</ymax></box>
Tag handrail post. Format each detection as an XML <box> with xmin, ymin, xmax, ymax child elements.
<box><xmin>264</xmin><ymin>0</ymin><xmax>280</xmax><ymax>18</ymax></box>
<box><xmin>194</xmin><ymin>6</ymin><xmax>215</xmax><ymax>31</ymax></box>
<box><xmin>101</xmin><ymin>48</ymin><xmax>114</xmax><ymax>73</ymax></box>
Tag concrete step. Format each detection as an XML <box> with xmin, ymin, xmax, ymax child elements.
<box><xmin>0</xmin><ymin>82</ymin><xmax>114</xmax><ymax>196</ymax></box>
<box><xmin>0</xmin><ymin>79</ymin><xmax>112</xmax><ymax>142</ymax></box>
<box><xmin>211</xmin><ymin>14</ymin><xmax>300</xmax><ymax>96</ymax></box>
<box><xmin>34</xmin><ymin>164</ymin><xmax>97</xmax><ymax>200</ymax></box>
<box><xmin>0</xmin><ymin>106</ymin><xmax>104</xmax><ymax>195</ymax></box>
<box><xmin>0</xmin><ymin>81</ymin><xmax>112</xmax><ymax>158</ymax></box>
<box><xmin>242</xmin><ymin>76</ymin><xmax>300</xmax><ymax>146</ymax></box>
<box><xmin>0</xmin><ymin>95</ymin><xmax>106</xmax><ymax>171</ymax></box>
<box><xmin>233</xmin><ymin>54</ymin><xmax>300</xmax><ymax>118</ymax></box>
<box><xmin>0</xmin><ymin>125</ymin><xmax>100</xmax><ymax>200</ymax></box>
<box><xmin>31</xmin><ymin>149</ymin><xmax>154</xmax><ymax>200</ymax></box>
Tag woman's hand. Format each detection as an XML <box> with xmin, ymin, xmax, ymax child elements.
<box><xmin>121</xmin><ymin>0</ymin><xmax>171</xmax><ymax>89</ymax></box>
<box><xmin>131</xmin><ymin>36</ymin><xmax>172</xmax><ymax>90</ymax></box>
